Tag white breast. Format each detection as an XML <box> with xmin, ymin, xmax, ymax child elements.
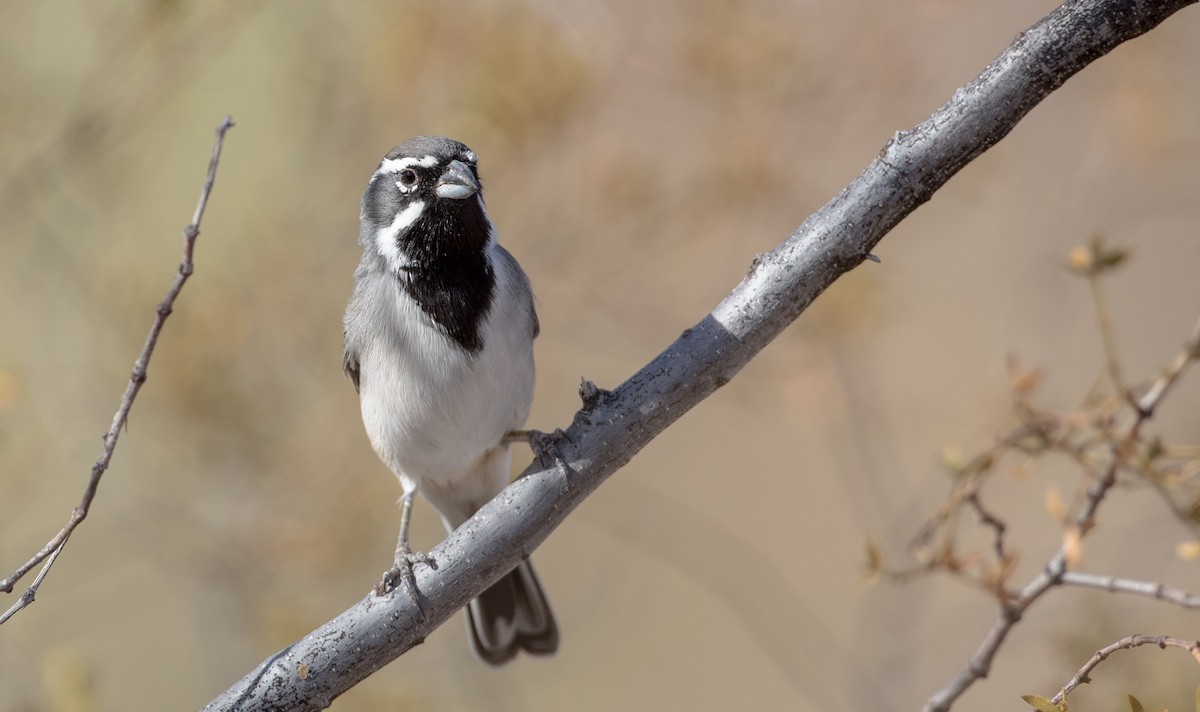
<box><xmin>357</xmin><ymin>245</ymin><xmax>535</xmax><ymax>493</ymax></box>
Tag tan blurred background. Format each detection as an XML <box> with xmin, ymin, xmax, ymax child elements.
<box><xmin>2</xmin><ymin>1</ymin><xmax>1200</xmax><ymax>710</ymax></box>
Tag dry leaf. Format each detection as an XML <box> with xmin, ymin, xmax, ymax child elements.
<box><xmin>943</xmin><ymin>444</ymin><xmax>965</xmax><ymax>474</ymax></box>
<box><xmin>1066</xmin><ymin>245</ymin><xmax>1093</xmax><ymax>274</ymax></box>
<box><xmin>1011</xmin><ymin>366</ymin><xmax>1045</xmax><ymax>396</ymax></box>
<box><xmin>1176</xmin><ymin>541</ymin><xmax>1200</xmax><ymax>561</ymax></box>
<box><xmin>1063</xmin><ymin>527</ymin><xmax>1084</xmax><ymax>568</ymax></box>
<box><xmin>1045</xmin><ymin>487</ymin><xmax>1068</xmax><ymax>524</ymax></box>
<box><xmin>1021</xmin><ymin>694</ymin><xmax>1064</xmax><ymax>712</ymax></box>
<box><xmin>863</xmin><ymin>537</ymin><xmax>884</xmax><ymax>582</ymax></box>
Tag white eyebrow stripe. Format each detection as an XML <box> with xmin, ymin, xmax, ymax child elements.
<box><xmin>377</xmin><ymin>155</ymin><xmax>438</xmax><ymax>175</ymax></box>
<box><xmin>375</xmin><ymin>200</ymin><xmax>426</xmax><ymax>271</ymax></box>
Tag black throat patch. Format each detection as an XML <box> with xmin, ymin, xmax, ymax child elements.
<box><xmin>395</xmin><ymin>200</ymin><xmax>496</xmax><ymax>354</ymax></box>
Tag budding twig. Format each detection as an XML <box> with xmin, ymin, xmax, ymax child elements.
<box><xmin>1050</xmin><ymin>634</ymin><xmax>1200</xmax><ymax>705</ymax></box>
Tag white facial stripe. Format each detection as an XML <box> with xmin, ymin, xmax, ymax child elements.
<box><xmin>377</xmin><ymin>155</ymin><xmax>438</xmax><ymax>175</ymax></box>
<box><xmin>375</xmin><ymin>200</ymin><xmax>426</xmax><ymax>271</ymax></box>
<box><xmin>391</xmin><ymin>199</ymin><xmax>426</xmax><ymax>232</ymax></box>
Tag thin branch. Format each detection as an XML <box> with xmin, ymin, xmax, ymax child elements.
<box><xmin>923</xmin><ymin>310</ymin><xmax>1200</xmax><ymax>712</ymax></box>
<box><xmin>0</xmin><ymin>538</ymin><xmax>67</xmax><ymax>625</ymax></box>
<box><xmin>1050</xmin><ymin>634</ymin><xmax>1200</xmax><ymax>705</ymax></box>
<box><xmin>1060</xmin><ymin>571</ymin><xmax>1200</xmax><ymax>609</ymax></box>
<box><xmin>1086</xmin><ymin>265</ymin><xmax>1137</xmax><ymax>409</ymax></box>
<box><xmin>1136</xmin><ymin>312</ymin><xmax>1200</xmax><ymax>417</ymax></box>
<box><xmin>904</xmin><ymin>418</ymin><xmax>1079</xmax><ymax>571</ymax></box>
<box><xmin>967</xmin><ymin>492</ymin><xmax>1008</xmax><ymax>562</ymax></box>
<box><xmin>0</xmin><ymin>116</ymin><xmax>235</xmax><ymax>623</ymax></box>
<box><xmin>201</xmin><ymin>1</ymin><xmax>1198</xmax><ymax>709</ymax></box>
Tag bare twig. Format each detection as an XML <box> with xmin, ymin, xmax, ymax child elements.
<box><xmin>0</xmin><ymin>539</ymin><xmax>67</xmax><ymax>626</ymax></box>
<box><xmin>0</xmin><ymin>116</ymin><xmax>235</xmax><ymax>624</ymax></box>
<box><xmin>1136</xmin><ymin>314</ymin><xmax>1200</xmax><ymax>417</ymax></box>
<box><xmin>908</xmin><ymin>427</ymin><xmax>1030</xmax><ymax>559</ymax></box>
<box><xmin>903</xmin><ymin>314</ymin><xmax>1200</xmax><ymax>594</ymax></box>
<box><xmin>905</xmin><ymin>420</ymin><xmax>1067</xmax><ymax>571</ymax></box>
<box><xmin>1050</xmin><ymin>634</ymin><xmax>1200</xmax><ymax>705</ymax></box>
<box><xmin>1061</xmin><ymin>571</ymin><xmax>1200</xmax><ymax>609</ymax></box>
<box><xmin>923</xmin><ymin>312</ymin><xmax>1200</xmax><ymax>712</ymax></box>
<box><xmin>967</xmin><ymin>492</ymin><xmax>1008</xmax><ymax>561</ymax></box>
<box><xmin>1085</xmin><ymin>259</ymin><xmax>1137</xmax><ymax>409</ymax></box>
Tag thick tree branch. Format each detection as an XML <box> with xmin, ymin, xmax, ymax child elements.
<box><xmin>204</xmin><ymin>0</ymin><xmax>1197</xmax><ymax>709</ymax></box>
<box><xmin>0</xmin><ymin>116</ymin><xmax>235</xmax><ymax>624</ymax></box>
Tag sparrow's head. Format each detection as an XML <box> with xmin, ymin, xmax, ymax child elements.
<box><xmin>360</xmin><ymin>136</ymin><xmax>491</xmax><ymax>274</ymax></box>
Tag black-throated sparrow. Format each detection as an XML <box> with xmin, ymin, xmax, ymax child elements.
<box><xmin>343</xmin><ymin>136</ymin><xmax>557</xmax><ymax>665</ymax></box>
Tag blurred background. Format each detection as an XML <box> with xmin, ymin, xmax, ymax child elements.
<box><xmin>2</xmin><ymin>1</ymin><xmax>1200</xmax><ymax>710</ymax></box>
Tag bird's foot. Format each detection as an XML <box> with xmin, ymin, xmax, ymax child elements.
<box><xmin>502</xmin><ymin>429</ymin><xmax>531</xmax><ymax>444</ymax></box>
<box><xmin>527</xmin><ymin>428</ymin><xmax>574</xmax><ymax>482</ymax></box>
<box><xmin>374</xmin><ymin>547</ymin><xmax>437</xmax><ymax>600</ymax></box>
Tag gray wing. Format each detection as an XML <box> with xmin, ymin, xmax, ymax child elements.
<box><xmin>343</xmin><ymin>342</ymin><xmax>361</xmax><ymax>393</ymax></box>
<box><xmin>342</xmin><ymin>264</ymin><xmax>374</xmax><ymax>393</ymax></box>
<box><xmin>494</xmin><ymin>245</ymin><xmax>539</xmax><ymax>339</ymax></box>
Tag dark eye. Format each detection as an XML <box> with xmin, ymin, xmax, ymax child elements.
<box><xmin>397</xmin><ymin>169</ymin><xmax>419</xmax><ymax>188</ymax></box>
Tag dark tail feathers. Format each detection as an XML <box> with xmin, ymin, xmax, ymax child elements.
<box><xmin>465</xmin><ymin>559</ymin><xmax>558</xmax><ymax>665</ymax></box>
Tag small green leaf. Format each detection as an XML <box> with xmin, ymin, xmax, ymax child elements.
<box><xmin>1021</xmin><ymin>694</ymin><xmax>1062</xmax><ymax>712</ymax></box>
<box><xmin>1127</xmin><ymin>693</ymin><xmax>1145</xmax><ymax>712</ymax></box>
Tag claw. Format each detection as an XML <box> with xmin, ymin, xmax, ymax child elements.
<box><xmin>528</xmin><ymin>428</ymin><xmax>573</xmax><ymax>481</ymax></box>
<box><xmin>374</xmin><ymin>547</ymin><xmax>437</xmax><ymax>600</ymax></box>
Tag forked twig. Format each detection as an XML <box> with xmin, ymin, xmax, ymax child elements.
<box><xmin>0</xmin><ymin>116</ymin><xmax>235</xmax><ymax>625</ymax></box>
<box><xmin>923</xmin><ymin>311</ymin><xmax>1200</xmax><ymax>712</ymax></box>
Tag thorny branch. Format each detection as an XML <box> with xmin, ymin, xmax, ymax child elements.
<box><xmin>1050</xmin><ymin>634</ymin><xmax>1200</xmax><ymax>705</ymax></box>
<box><xmin>0</xmin><ymin>116</ymin><xmax>235</xmax><ymax>625</ymax></box>
<box><xmin>1075</xmin><ymin>237</ymin><xmax>1137</xmax><ymax>409</ymax></box>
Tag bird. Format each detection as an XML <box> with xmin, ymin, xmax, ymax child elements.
<box><xmin>342</xmin><ymin>136</ymin><xmax>558</xmax><ymax>665</ymax></box>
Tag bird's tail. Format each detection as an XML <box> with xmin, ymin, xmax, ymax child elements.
<box><xmin>465</xmin><ymin>559</ymin><xmax>559</xmax><ymax>665</ymax></box>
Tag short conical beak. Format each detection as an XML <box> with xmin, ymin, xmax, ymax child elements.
<box><xmin>435</xmin><ymin>160</ymin><xmax>480</xmax><ymax>200</ymax></box>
